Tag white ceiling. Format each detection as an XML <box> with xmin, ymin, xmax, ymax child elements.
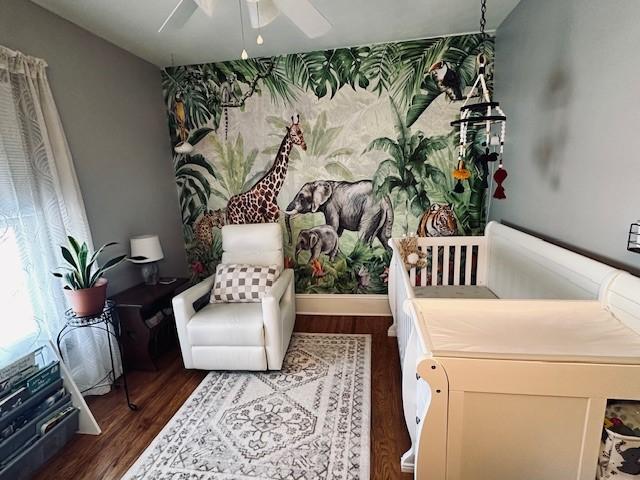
<box><xmin>31</xmin><ymin>0</ymin><xmax>520</xmax><ymax>67</ymax></box>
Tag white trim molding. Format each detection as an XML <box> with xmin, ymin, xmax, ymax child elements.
<box><xmin>295</xmin><ymin>294</ymin><xmax>391</xmax><ymax>317</ymax></box>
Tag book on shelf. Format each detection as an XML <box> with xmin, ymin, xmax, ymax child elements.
<box><xmin>0</xmin><ymin>362</ymin><xmax>60</xmax><ymax>419</ymax></box>
<box><xmin>25</xmin><ymin>363</ymin><xmax>60</xmax><ymax>395</ymax></box>
<box><xmin>0</xmin><ymin>365</ymin><xmax>38</xmax><ymax>399</ymax></box>
<box><xmin>37</xmin><ymin>403</ymin><xmax>75</xmax><ymax>435</ymax></box>
<box><xmin>0</xmin><ymin>387</ymin><xmax>66</xmax><ymax>441</ymax></box>
<box><xmin>0</xmin><ymin>349</ymin><xmax>39</xmax><ymax>385</ymax></box>
<box><xmin>0</xmin><ymin>388</ymin><xmax>29</xmax><ymax>417</ymax></box>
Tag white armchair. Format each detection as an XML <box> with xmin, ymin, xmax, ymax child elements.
<box><xmin>172</xmin><ymin>223</ymin><xmax>295</xmax><ymax>371</ymax></box>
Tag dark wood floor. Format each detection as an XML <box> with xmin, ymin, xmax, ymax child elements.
<box><xmin>34</xmin><ymin>315</ymin><xmax>412</xmax><ymax>480</ymax></box>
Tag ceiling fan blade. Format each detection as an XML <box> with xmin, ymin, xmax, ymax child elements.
<box><xmin>273</xmin><ymin>0</ymin><xmax>331</xmax><ymax>38</ymax></box>
<box><xmin>194</xmin><ymin>0</ymin><xmax>218</xmax><ymax>17</ymax></box>
<box><xmin>246</xmin><ymin>0</ymin><xmax>280</xmax><ymax>29</ymax></box>
<box><xmin>158</xmin><ymin>0</ymin><xmax>198</xmax><ymax>33</ymax></box>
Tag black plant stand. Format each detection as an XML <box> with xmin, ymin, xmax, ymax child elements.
<box><xmin>56</xmin><ymin>300</ymin><xmax>138</xmax><ymax>411</ymax></box>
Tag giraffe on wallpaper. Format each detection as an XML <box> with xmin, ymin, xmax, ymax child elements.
<box><xmin>225</xmin><ymin>115</ymin><xmax>307</xmax><ymax>224</ymax></box>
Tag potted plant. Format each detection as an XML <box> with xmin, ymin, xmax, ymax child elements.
<box><xmin>52</xmin><ymin>237</ymin><xmax>142</xmax><ymax>317</ymax></box>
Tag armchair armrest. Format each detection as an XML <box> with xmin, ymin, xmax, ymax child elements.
<box><xmin>173</xmin><ymin>275</ymin><xmax>214</xmax><ymax>314</ymax></box>
<box><xmin>262</xmin><ymin>269</ymin><xmax>295</xmax><ymax>370</ymax></box>
<box><xmin>172</xmin><ymin>275</ymin><xmax>214</xmax><ymax>368</ymax></box>
<box><xmin>263</xmin><ymin>269</ymin><xmax>294</xmax><ymax>304</ymax></box>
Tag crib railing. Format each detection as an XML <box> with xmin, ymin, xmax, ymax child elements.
<box><xmin>388</xmin><ymin>235</ymin><xmax>488</xmax><ymax>366</ymax></box>
<box><xmin>389</xmin><ymin>246</ymin><xmax>416</xmax><ymax>364</ymax></box>
<box><xmin>409</xmin><ymin>236</ymin><xmax>488</xmax><ymax>287</ymax></box>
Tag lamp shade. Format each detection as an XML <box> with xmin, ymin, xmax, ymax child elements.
<box><xmin>130</xmin><ymin>235</ymin><xmax>164</xmax><ymax>263</ymax></box>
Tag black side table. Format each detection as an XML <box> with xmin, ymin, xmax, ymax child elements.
<box><xmin>56</xmin><ymin>300</ymin><xmax>137</xmax><ymax>410</ymax></box>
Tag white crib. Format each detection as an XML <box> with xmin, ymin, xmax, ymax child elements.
<box><xmin>388</xmin><ymin>221</ymin><xmax>640</xmax><ymax>479</ymax></box>
<box><xmin>388</xmin><ymin>233</ymin><xmax>491</xmax><ymax>472</ymax></box>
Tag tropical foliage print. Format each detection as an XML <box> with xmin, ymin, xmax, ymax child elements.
<box><xmin>162</xmin><ymin>33</ymin><xmax>495</xmax><ymax>293</ymax></box>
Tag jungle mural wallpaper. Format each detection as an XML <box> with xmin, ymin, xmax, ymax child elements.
<box><xmin>162</xmin><ymin>33</ymin><xmax>495</xmax><ymax>294</ymax></box>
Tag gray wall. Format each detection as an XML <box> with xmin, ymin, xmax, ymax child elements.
<box><xmin>492</xmin><ymin>0</ymin><xmax>640</xmax><ymax>271</ymax></box>
<box><xmin>0</xmin><ymin>0</ymin><xmax>188</xmax><ymax>293</ymax></box>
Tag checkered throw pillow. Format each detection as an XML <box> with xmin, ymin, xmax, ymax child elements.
<box><xmin>210</xmin><ymin>264</ymin><xmax>281</xmax><ymax>303</ymax></box>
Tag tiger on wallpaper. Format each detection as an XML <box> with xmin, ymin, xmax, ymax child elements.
<box><xmin>417</xmin><ymin>203</ymin><xmax>458</xmax><ymax>237</ymax></box>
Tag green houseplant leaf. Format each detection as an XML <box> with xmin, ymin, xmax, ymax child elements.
<box><xmin>53</xmin><ymin>237</ymin><xmax>136</xmax><ymax>290</ymax></box>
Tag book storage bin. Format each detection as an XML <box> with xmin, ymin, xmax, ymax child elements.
<box><xmin>598</xmin><ymin>402</ymin><xmax>640</xmax><ymax>479</ymax></box>
<box><xmin>0</xmin><ymin>392</ymin><xmax>71</xmax><ymax>461</ymax></box>
<box><xmin>0</xmin><ymin>408</ymin><xmax>78</xmax><ymax>480</ymax></box>
<box><xmin>0</xmin><ymin>347</ymin><xmax>79</xmax><ymax>480</ymax></box>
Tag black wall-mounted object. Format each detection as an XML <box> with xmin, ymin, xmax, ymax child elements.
<box><xmin>628</xmin><ymin>223</ymin><xmax>640</xmax><ymax>254</ymax></box>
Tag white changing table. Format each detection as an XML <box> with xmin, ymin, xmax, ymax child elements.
<box><xmin>409</xmin><ymin>298</ymin><xmax>640</xmax><ymax>480</ymax></box>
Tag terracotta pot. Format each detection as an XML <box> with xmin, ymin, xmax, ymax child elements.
<box><xmin>64</xmin><ymin>278</ymin><xmax>108</xmax><ymax>317</ymax></box>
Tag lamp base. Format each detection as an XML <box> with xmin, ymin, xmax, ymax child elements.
<box><xmin>141</xmin><ymin>262</ymin><xmax>160</xmax><ymax>285</ymax></box>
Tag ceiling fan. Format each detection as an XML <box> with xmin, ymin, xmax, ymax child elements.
<box><xmin>158</xmin><ymin>0</ymin><xmax>331</xmax><ymax>39</ymax></box>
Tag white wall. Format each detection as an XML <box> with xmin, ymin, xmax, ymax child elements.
<box><xmin>0</xmin><ymin>0</ymin><xmax>188</xmax><ymax>292</ymax></box>
<box><xmin>491</xmin><ymin>0</ymin><xmax>640</xmax><ymax>271</ymax></box>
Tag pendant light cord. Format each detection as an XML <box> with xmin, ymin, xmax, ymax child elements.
<box><xmin>238</xmin><ymin>0</ymin><xmax>246</xmax><ymax>48</ymax></box>
<box><xmin>257</xmin><ymin>0</ymin><xmax>261</xmax><ymax>33</ymax></box>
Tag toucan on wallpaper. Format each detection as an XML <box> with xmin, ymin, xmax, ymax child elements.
<box><xmin>162</xmin><ymin>33</ymin><xmax>495</xmax><ymax>294</ymax></box>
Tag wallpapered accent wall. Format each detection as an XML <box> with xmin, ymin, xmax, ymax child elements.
<box><xmin>162</xmin><ymin>33</ymin><xmax>494</xmax><ymax>294</ymax></box>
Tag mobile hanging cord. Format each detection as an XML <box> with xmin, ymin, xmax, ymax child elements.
<box><xmin>450</xmin><ymin>0</ymin><xmax>508</xmax><ymax>221</ymax></box>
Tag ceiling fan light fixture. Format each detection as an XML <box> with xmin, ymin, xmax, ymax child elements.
<box><xmin>255</xmin><ymin>0</ymin><xmax>264</xmax><ymax>45</ymax></box>
<box><xmin>247</xmin><ymin>0</ymin><xmax>279</xmax><ymax>28</ymax></box>
<box><xmin>238</xmin><ymin>0</ymin><xmax>249</xmax><ymax>60</ymax></box>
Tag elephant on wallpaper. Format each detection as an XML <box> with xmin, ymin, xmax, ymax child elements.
<box><xmin>285</xmin><ymin>180</ymin><xmax>393</xmax><ymax>251</ymax></box>
<box><xmin>295</xmin><ymin>225</ymin><xmax>340</xmax><ymax>262</ymax></box>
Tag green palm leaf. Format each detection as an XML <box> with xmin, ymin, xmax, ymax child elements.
<box><xmin>372</xmin><ymin>159</ymin><xmax>401</xmax><ymax>192</ymax></box>
<box><xmin>406</xmin><ymin>87</ymin><xmax>441</xmax><ymax>128</ymax></box>
<box><xmin>284</xmin><ymin>52</ymin><xmax>325</xmax><ymax>92</ymax></box>
<box><xmin>187</xmin><ymin>128</ymin><xmax>214</xmax><ymax>146</ymax></box>
<box><xmin>360</xmin><ymin>42</ymin><xmax>398</xmax><ymax>95</ymax></box>
<box><xmin>177</xmin><ymin>168</ymin><xmax>211</xmax><ymax>196</ymax></box>
<box><xmin>175</xmin><ymin>154</ymin><xmax>216</xmax><ymax>178</ymax></box>
<box><xmin>325</xmin><ymin>161</ymin><xmax>354</xmax><ymax>180</ymax></box>
<box><xmin>362</xmin><ymin>137</ymin><xmax>403</xmax><ymax>161</ymax></box>
<box><xmin>326</xmin><ymin>147</ymin><xmax>354</xmax><ymax>159</ymax></box>
<box><xmin>392</xmin><ymin>37</ymin><xmax>449</xmax><ymax>107</ymax></box>
<box><xmin>187</xmin><ymin>178</ymin><xmax>208</xmax><ymax>205</ymax></box>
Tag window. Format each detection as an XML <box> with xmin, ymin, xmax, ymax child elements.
<box><xmin>0</xmin><ymin>227</ymin><xmax>38</xmax><ymax>352</ymax></box>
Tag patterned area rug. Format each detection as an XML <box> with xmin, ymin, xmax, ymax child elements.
<box><xmin>123</xmin><ymin>333</ymin><xmax>371</xmax><ymax>480</ymax></box>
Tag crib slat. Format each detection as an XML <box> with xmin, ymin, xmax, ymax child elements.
<box><xmin>443</xmin><ymin>246</ymin><xmax>450</xmax><ymax>285</ymax></box>
<box><xmin>476</xmin><ymin>240</ymin><xmax>488</xmax><ymax>285</ymax></box>
<box><xmin>464</xmin><ymin>244</ymin><xmax>474</xmax><ymax>285</ymax></box>
<box><xmin>419</xmin><ymin>246</ymin><xmax>427</xmax><ymax>286</ymax></box>
<box><xmin>431</xmin><ymin>246</ymin><xmax>439</xmax><ymax>286</ymax></box>
<box><xmin>453</xmin><ymin>245</ymin><xmax>461</xmax><ymax>286</ymax></box>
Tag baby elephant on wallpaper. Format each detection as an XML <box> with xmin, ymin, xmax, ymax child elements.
<box><xmin>295</xmin><ymin>225</ymin><xmax>340</xmax><ymax>262</ymax></box>
<box><xmin>285</xmin><ymin>180</ymin><xmax>393</xmax><ymax>251</ymax></box>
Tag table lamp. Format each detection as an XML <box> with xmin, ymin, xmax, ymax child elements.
<box><xmin>130</xmin><ymin>235</ymin><xmax>164</xmax><ymax>285</ymax></box>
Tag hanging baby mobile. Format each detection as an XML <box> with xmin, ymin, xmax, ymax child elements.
<box><xmin>451</xmin><ymin>0</ymin><xmax>507</xmax><ymax>199</ymax></box>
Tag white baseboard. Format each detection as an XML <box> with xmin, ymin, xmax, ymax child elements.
<box><xmin>295</xmin><ymin>294</ymin><xmax>391</xmax><ymax>316</ymax></box>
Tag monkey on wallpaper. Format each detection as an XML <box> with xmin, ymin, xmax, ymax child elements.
<box><xmin>219</xmin><ymin>73</ymin><xmax>239</xmax><ymax>140</ymax></box>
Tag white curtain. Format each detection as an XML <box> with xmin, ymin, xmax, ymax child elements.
<box><xmin>0</xmin><ymin>46</ymin><xmax>120</xmax><ymax>395</ymax></box>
